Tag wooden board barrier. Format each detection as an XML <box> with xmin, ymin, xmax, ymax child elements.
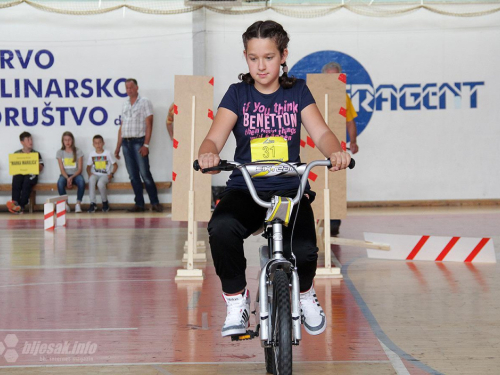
<box><xmin>172</xmin><ymin>75</ymin><xmax>213</xmax><ymax>222</ymax></box>
<box><xmin>303</xmin><ymin>73</ymin><xmax>347</xmax><ymax>220</ymax></box>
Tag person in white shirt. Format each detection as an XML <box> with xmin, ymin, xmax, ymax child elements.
<box><xmin>114</xmin><ymin>78</ymin><xmax>162</xmax><ymax>213</ymax></box>
<box><xmin>86</xmin><ymin>135</ymin><xmax>118</xmax><ymax>213</ymax></box>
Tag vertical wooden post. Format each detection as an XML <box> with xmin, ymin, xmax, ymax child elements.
<box><xmin>176</xmin><ymin>96</ymin><xmax>203</xmax><ymax>281</ymax></box>
<box><xmin>316</xmin><ymin>93</ymin><xmax>341</xmax><ymax>278</ymax></box>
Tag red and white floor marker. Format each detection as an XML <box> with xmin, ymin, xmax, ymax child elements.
<box><xmin>365</xmin><ymin>232</ymin><xmax>496</xmax><ymax>263</ymax></box>
<box><xmin>44</xmin><ymin>195</ymin><xmax>68</xmax><ymax>231</ymax></box>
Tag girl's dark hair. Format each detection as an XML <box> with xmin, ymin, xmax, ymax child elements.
<box><xmin>61</xmin><ymin>131</ymin><xmax>77</xmax><ymax>163</ymax></box>
<box><xmin>239</xmin><ymin>20</ymin><xmax>296</xmax><ymax>89</ymax></box>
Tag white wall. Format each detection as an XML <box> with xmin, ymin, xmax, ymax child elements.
<box><xmin>205</xmin><ymin>9</ymin><xmax>500</xmax><ymax>201</ymax></box>
<box><xmin>0</xmin><ymin>4</ymin><xmax>193</xmax><ymax>204</ymax></box>
<box><xmin>1</xmin><ymin>6</ymin><xmax>499</xmax><ymax>203</ymax></box>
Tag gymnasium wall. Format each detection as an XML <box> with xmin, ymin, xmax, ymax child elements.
<box><xmin>1</xmin><ymin>5</ymin><xmax>499</xmax><ymax>204</ymax></box>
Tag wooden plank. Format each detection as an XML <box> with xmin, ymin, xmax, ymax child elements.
<box><xmin>305</xmin><ymin>73</ymin><xmax>347</xmax><ymax>220</ymax></box>
<box><xmin>18</xmin><ymin>182</ymin><xmax>171</xmax><ymax>191</ymax></box>
<box><xmin>45</xmin><ymin>195</ymin><xmax>68</xmax><ymax>204</ymax></box>
<box><xmin>330</xmin><ymin>237</ymin><xmax>391</xmax><ymax>251</ymax></box>
<box><xmin>172</xmin><ymin>75</ymin><xmax>213</xmax><ymax>222</ymax></box>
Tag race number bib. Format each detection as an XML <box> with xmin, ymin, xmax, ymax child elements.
<box><xmin>250</xmin><ymin>137</ymin><xmax>288</xmax><ymax>162</ymax></box>
<box><xmin>64</xmin><ymin>158</ymin><xmax>76</xmax><ymax>168</ymax></box>
<box><xmin>94</xmin><ymin>161</ymin><xmax>107</xmax><ymax>170</ymax></box>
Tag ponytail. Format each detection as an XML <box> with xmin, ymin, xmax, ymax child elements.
<box><xmin>279</xmin><ymin>62</ymin><xmax>296</xmax><ymax>89</ymax></box>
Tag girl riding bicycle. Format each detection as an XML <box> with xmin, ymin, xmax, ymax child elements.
<box><xmin>197</xmin><ymin>20</ymin><xmax>351</xmax><ymax>338</ymax></box>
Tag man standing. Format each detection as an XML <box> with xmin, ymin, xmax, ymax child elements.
<box><xmin>322</xmin><ymin>62</ymin><xmax>359</xmax><ymax>235</ymax></box>
<box><xmin>115</xmin><ymin>78</ymin><xmax>163</xmax><ymax>213</ymax></box>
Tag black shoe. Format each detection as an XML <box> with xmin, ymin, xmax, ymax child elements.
<box><xmin>102</xmin><ymin>201</ymin><xmax>110</xmax><ymax>212</ymax></box>
<box><xmin>126</xmin><ymin>205</ymin><xmax>145</xmax><ymax>213</ymax></box>
<box><xmin>87</xmin><ymin>203</ymin><xmax>97</xmax><ymax>213</ymax></box>
<box><xmin>330</xmin><ymin>219</ymin><xmax>341</xmax><ymax>237</ymax></box>
<box><xmin>151</xmin><ymin>203</ymin><xmax>163</xmax><ymax>213</ymax></box>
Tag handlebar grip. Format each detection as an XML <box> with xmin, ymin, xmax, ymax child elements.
<box><xmin>327</xmin><ymin>158</ymin><xmax>355</xmax><ymax>169</ymax></box>
<box><xmin>193</xmin><ymin>159</ymin><xmax>230</xmax><ymax>173</ymax></box>
<box><xmin>193</xmin><ymin>160</ymin><xmax>200</xmax><ymax>171</ymax></box>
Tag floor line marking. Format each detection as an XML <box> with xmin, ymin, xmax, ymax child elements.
<box><xmin>152</xmin><ymin>364</ymin><xmax>174</xmax><ymax>375</ymax></box>
<box><xmin>378</xmin><ymin>339</ymin><xmax>410</xmax><ymax>375</ymax></box>
<box><xmin>0</xmin><ymin>328</ymin><xmax>138</xmax><ymax>332</ymax></box>
<box><xmin>0</xmin><ymin>360</ymin><xmax>392</xmax><ymax>369</ymax></box>
<box><xmin>0</xmin><ymin>279</ymin><xmax>172</xmax><ymax>288</ymax></box>
<box><xmin>342</xmin><ymin>257</ymin><xmax>444</xmax><ymax>375</ymax></box>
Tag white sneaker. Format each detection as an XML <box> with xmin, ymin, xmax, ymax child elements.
<box><xmin>75</xmin><ymin>203</ymin><xmax>82</xmax><ymax>213</ymax></box>
<box><xmin>300</xmin><ymin>286</ymin><xmax>326</xmax><ymax>335</ymax></box>
<box><xmin>221</xmin><ymin>289</ymin><xmax>250</xmax><ymax>337</ymax></box>
<box><xmin>65</xmin><ymin>203</ymin><xmax>71</xmax><ymax>213</ymax></box>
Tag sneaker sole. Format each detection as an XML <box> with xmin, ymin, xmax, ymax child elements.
<box><xmin>302</xmin><ymin>315</ymin><xmax>326</xmax><ymax>335</ymax></box>
<box><xmin>7</xmin><ymin>202</ymin><xmax>21</xmax><ymax>212</ymax></box>
<box><xmin>221</xmin><ymin>323</ymin><xmax>250</xmax><ymax>337</ymax></box>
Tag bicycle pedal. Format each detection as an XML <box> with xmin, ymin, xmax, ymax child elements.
<box><xmin>230</xmin><ymin>329</ymin><xmax>259</xmax><ymax>341</ymax></box>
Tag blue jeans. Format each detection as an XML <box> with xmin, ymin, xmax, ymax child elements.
<box><xmin>57</xmin><ymin>174</ymin><xmax>85</xmax><ymax>202</ymax></box>
<box><xmin>121</xmin><ymin>137</ymin><xmax>159</xmax><ymax>207</ymax></box>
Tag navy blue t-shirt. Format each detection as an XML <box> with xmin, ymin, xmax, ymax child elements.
<box><xmin>219</xmin><ymin>79</ymin><xmax>316</xmax><ymax>191</ymax></box>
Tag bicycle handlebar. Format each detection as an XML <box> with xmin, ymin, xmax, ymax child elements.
<box><xmin>193</xmin><ymin>158</ymin><xmax>355</xmax><ymax>208</ymax></box>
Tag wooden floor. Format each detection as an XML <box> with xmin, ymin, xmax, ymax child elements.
<box><xmin>0</xmin><ymin>206</ymin><xmax>499</xmax><ymax>374</ymax></box>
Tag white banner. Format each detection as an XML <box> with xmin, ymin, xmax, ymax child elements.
<box><xmin>0</xmin><ymin>4</ymin><xmax>193</xmax><ymax>204</ymax></box>
<box><xmin>206</xmin><ymin>9</ymin><xmax>500</xmax><ymax>201</ymax></box>
<box><xmin>1</xmin><ymin>6</ymin><xmax>499</xmax><ymax>204</ymax></box>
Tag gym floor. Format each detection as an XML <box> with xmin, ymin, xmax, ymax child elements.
<box><xmin>0</xmin><ymin>205</ymin><xmax>499</xmax><ymax>374</ymax></box>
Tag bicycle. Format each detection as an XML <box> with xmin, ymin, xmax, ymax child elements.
<box><xmin>194</xmin><ymin>158</ymin><xmax>355</xmax><ymax>375</ymax></box>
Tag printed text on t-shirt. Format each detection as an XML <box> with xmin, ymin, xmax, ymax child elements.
<box><xmin>242</xmin><ymin>101</ymin><xmax>299</xmax><ymax>141</ymax></box>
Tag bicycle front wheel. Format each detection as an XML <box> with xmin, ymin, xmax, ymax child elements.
<box><xmin>266</xmin><ymin>269</ymin><xmax>292</xmax><ymax>375</ymax></box>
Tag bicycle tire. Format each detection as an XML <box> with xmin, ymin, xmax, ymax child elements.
<box><xmin>266</xmin><ymin>269</ymin><xmax>292</xmax><ymax>375</ymax></box>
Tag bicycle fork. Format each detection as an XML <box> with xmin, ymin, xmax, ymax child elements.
<box><xmin>258</xmin><ymin>222</ymin><xmax>302</xmax><ymax>346</ymax></box>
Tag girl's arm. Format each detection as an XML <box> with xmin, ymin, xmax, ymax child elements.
<box><xmin>301</xmin><ymin>103</ymin><xmax>351</xmax><ymax>171</ymax></box>
<box><xmin>72</xmin><ymin>156</ymin><xmax>83</xmax><ymax>177</ymax></box>
<box><xmin>57</xmin><ymin>158</ymin><xmax>68</xmax><ymax>178</ymax></box>
<box><xmin>197</xmin><ymin>108</ymin><xmax>237</xmax><ymax>174</ymax></box>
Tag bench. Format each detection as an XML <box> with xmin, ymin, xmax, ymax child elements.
<box><xmin>0</xmin><ymin>181</ymin><xmax>172</xmax><ymax>213</ymax></box>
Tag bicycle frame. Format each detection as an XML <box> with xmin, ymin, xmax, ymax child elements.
<box><xmin>227</xmin><ymin>160</ymin><xmax>332</xmax><ymax>347</ymax></box>
<box><xmin>195</xmin><ymin>157</ymin><xmax>354</xmax><ymax>374</ymax></box>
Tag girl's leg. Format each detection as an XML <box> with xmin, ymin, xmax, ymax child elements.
<box><xmin>282</xmin><ymin>196</ymin><xmax>318</xmax><ymax>292</ymax></box>
<box><xmin>73</xmin><ymin>175</ymin><xmax>85</xmax><ymax>203</ymax></box>
<box><xmin>207</xmin><ymin>190</ymin><xmax>266</xmax><ymax>294</ymax></box>
<box><xmin>57</xmin><ymin>175</ymin><xmax>67</xmax><ymax>196</ymax></box>
<box><xmin>283</xmin><ymin>196</ymin><xmax>326</xmax><ymax>335</ymax></box>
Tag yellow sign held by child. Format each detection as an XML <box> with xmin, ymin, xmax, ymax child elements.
<box><xmin>9</xmin><ymin>153</ymin><xmax>39</xmax><ymax>175</ymax></box>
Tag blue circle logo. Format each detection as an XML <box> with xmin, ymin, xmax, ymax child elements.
<box><xmin>289</xmin><ymin>51</ymin><xmax>373</xmax><ymax>140</ymax></box>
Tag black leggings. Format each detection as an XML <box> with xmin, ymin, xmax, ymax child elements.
<box><xmin>208</xmin><ymin>189</ymin><xmax>319</xmax><ymax>294</ymax></box>
<box><xmin>12</xmin><ymin>174</ymin><xmax>38</xmax><ymax>208</ymax></box>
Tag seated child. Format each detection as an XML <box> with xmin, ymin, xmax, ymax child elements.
<box><xmin>7</xmin><ymin>132</ymin><xmax>44</xmax><ymax>214</ymax></box>
<box><xmin>56</xmin><ymin>131</ymin><xmax>85</xmax><ymax>213</ymax></box>
<box><xmin>86</xmin><ymin>135</ymin><xmax>118</xmax><ymax>212</ymax></box>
